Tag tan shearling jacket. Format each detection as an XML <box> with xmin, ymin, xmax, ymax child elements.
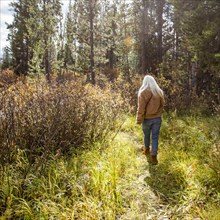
<box><xmin>136</xmin><ymin>89</ymin><xmax>165</xmax><ymax>124</ymax></box>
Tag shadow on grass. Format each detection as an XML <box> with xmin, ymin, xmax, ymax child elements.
<box><xmin>144</xmin><ymin>158</ymin><xmax>187</xmax><ymax>204</ymax></box>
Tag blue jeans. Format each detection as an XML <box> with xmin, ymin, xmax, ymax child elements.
<box><xmin>142</xmin><ymin>117</ymin><xmax>162</xmax><ymax>156</ymax></box>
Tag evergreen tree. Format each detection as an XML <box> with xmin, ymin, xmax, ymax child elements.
<box><xmin>7</xmin><ymin>0</ymin><xmax>62</xmax><ymax>79</ymax></box>
<box><xmin>171</xmin><ymin>0</ymin><xmax>220</xmax><ymax>94</ymax></box>
<box><xmin>62</xmin><ymin>0</ymin><xmax>75</xmax><ymax>72</ymax></box>
<box><xmin>156</xmin><ymin>0</ymin><xmax>165</xmax><ymax>65</ymax></box>
<box><xmin>67</xmin><ymin>0</ymin><xmax>100</xmax><ymax>84</ymax></box>
<box><xmin>116</xmin><ymin>0</ymin><xmax>133</xmax><ymax>77</ymax></box>
<box><xmin>8</xmin><ymin>0</ymin><xmax>32</xmax><ymax>75</ymax></box>
<box><xmin>131</xmin><ymin>0</ymin><xmax>157</xmax><ymax>74</ymax></box>
<box><xmin>41</xmin><ymin>0</ymin><xmax>62</xmax><ymax>81</ymax></box>
<box><xmin>26</xmin><ymin>0</ymin><xmax>44</xmax><ymax>76</ymax></box>
<box><xmin>1</xmin><ymin>46</ymin><xmax>12</xmax><ymax>69</ymax></box>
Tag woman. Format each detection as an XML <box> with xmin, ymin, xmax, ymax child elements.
<box><xmin>136</xmin><ymin>75</ymin><xmax>165</xmax><ymax>165</ymax></box>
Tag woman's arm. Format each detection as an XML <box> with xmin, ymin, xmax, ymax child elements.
<box><xmin>136</xmin><ymin>90</ymin><xmax>151</xmax><ymax>124</ymax></box>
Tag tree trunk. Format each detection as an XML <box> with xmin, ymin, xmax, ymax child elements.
<box><xmin>89</xmin><ymin>0</ymin><xmax>95</xmax><ymax>84</ymax></box>
<box><xmin>140</xmin><ymin>0</ymin><xmax>148</xmax><ymax>75</ymax></box>
<box><xmin>157</xmin><ymin>0</ymin><xmax>165</xmax><ymax>65</ymax></box>
<box><xmin>43</xmin><ymin>0</ymin><xmax>50</xmax><ymax>82</ymax></box>
<box><xmin>108</xmin><ymin>3</ymin><xmax>117</xmax><ymax>70</ymax></box>
<box><xmin>45</xmin><ymin>48</ymin><xmax>50</xmax><ymax>82</ymax></box>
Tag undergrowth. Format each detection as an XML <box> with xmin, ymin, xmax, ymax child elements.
<box><xmin>0</xmin><ymin>79</ymin><xmax>127</xmax><ymax>166</ymax></box>
<box><xmin>0</xmin><ymin>131</ymin><xmax>140</xmax><ymax>219</ymax></box>
<box><xmin>149</xmin><ymin>112</ymin><xmax>220</xmax><ymax>219</ymax></box>
<box><xmin>0</xmin><ymin>110</ymin><xmax>219</xmax><ymax>219</ymax></box>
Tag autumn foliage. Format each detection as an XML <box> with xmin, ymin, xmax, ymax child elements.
<box><xmin>0</xmin><ymin>77</ymin><xmax>128</xmax><ymax>165</ymax></box>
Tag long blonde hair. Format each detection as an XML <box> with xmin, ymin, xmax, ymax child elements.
<box><xmin>138</xmin><ymin>75</ymin><xmax>163</xmax><ymax>97</ymax></box>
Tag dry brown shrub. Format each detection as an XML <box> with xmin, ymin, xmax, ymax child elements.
<box><xmin>156</xmin><ymin>73</ymin><xmax>220</xmax><ymax>113</ymax></box>
<box><xmin>0</xmin><ymin>79</ymin><xmax>127</xmax><ymax>165</ymax></box>
<box><xmin>112</xmin><ymin>75</ymin><xmax>142</xmax><ymax>114</ymax></box>
<box><xmin>157</xmin><ymin>74</ymin><xmax>196</xmax><ymax>111</ymax></box>
<box><xmin>0</xmin><ymin>69</ymin><xmax>19</xmax><ymax>88</ymax></box>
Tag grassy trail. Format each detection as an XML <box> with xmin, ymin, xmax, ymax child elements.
<box><xmin>114</xmin><ymin>131</ymin><xmax>167</xmax><ymax>220</ymax></box>
<box><xmin>114</xmin><ymin>117</ymin><xmax>175</xmax><ymax>220</ymax></box>
<box><xmin>113</xmin><ymin>114</ymin><xmax>220</xmax><ymax>220</ymax></box>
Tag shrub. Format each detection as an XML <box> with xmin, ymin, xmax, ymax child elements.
<box><xmin>0</xmin><ymin>79</ymin><xmax>127</xmax><ymax>165</ymax></box>
<box><xmin>0</xmin><ymin>69</ymin><xmax>19</xmax><ymax>88</ymax></box>
<box><xmin>112</xmin><ymin>75</ymin><xmax>142</xmax><ymax>114</ymax></box>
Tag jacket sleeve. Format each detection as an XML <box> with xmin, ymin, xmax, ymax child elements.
<box><xmin>161</xmin><ymin>96</ymin><xmax>165</xmax><ymax>108</ymax></box>
<box><xmin>136</xmin><ymin>91</ymin><xmax>151</xmax><ymax>124</ymax></box>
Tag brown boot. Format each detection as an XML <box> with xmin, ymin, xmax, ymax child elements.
<box><xmin>144</xmin><ymin>148</ymin><xmax>152</xmax><ymax>163</ymax></box>
<box><xmin>144</xmin><ymin>147</ymin><xmax>150</xmax><ymax>156</ymax></box>
<box><xmin>151</xmin><ymin>155</ymin><xmax>158</xmax><ymax>165</ymax></box>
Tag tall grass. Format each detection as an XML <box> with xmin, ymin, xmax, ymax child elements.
<box><xmin>1</xmin><ymin>112</ymin><xmax>219</xmax><ymax>219</ymax></box>
<box><xmin>0</xmin><ymin>133</ymin><xmax>141</xmax><ymax>219</ymax></box>
<box><xmin>150</xmin><ymin>112</ymin><xmax>220</xmax><ymax>219</ymax></box>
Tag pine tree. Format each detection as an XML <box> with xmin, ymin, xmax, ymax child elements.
<box><xmin>156</xmin><ymin>0</ymin><xmax>165</xmax><ymax>65</ymax></box>
<box><xmin>8</xmin><ymin>0</ymin><xmax>62</xmax><ymax>79</ymax></box>
<box><xmin>62</xmin><ymin>0</ymin><xmax>75</xmax><ymax>72</ymax></box>
<box><xmin>41</xmin><ymin>0</ymin><xmax>62</xmax><ymax>81</ymax></box>
<box><xmin>67</xmin><ymin>0</ymin><xmax>100</xmax><ymax>84</ymax></box>
<box><xmin>26</xmin><ymin>0</ymin><xmax>44</xmax><ymax>77</ymax></box>
<box><xmin>116</xmin><ymin>0</ymin><xmax>133</xmax><ymax>78</ymax></box>
<box><xmin>170</xmin><ymin>0</ymin><xmax>220</xmax><ymax>105</ymax></box>
<box><xmin>1</xmin><ymin>46</ymin><xmax>12</xmax><ymax>69</ymax></box>
<box><xmin>131</xmin><ymin>0</ymin><xmax>157</xmax><ymax>74</ymax></box>
<box><xmin>7</xmin><ymin>0</ymin><xmax>32</xmax><ymax>75</ymax></box>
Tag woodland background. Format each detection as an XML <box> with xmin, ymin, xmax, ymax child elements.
<box><xmin>1</xmin><ymin>0</ymin><xmax>220</xmax><ymax>112</ymax></box>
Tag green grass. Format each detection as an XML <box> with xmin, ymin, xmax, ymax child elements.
<box><xmin>0</xmin><ymin>113</ymin><xmax>219</xmax><ymax>219</ymax></box>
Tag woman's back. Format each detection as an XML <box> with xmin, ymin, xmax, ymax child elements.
<box><xmin>137</xmin><ymin>89</ymin><xmax>164</xmax><ymax>120</ymax></box>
